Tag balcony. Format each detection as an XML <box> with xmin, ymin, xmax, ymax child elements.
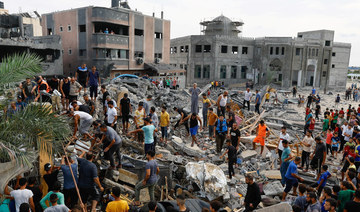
<box><xmin>92</xmin><ymin>7</ymin><xmax>129</xmax><ymax>23</ymax></box>
<box><xmin>92</xmin><ymin>33</ymin><xmax>129</xmax><ymax>47</ymax></box>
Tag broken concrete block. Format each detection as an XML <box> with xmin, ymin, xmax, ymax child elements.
<box><xmin>118</xmin><ymin>169</ymin><xmax>138</xmax><ymax>186</ymax></box>
<box><xmin>241</xmin><ymin>136</ymin><xmax>256</xmax><ymax>143</ymax></box>
<box><xmin>263</xmin><ymin>181</ymin><xmax>284</xmax><ymax>196</ymax></box>
<box><xmin>173</xmin><ymin>155</ymin><xmax>183</xmax><ymax>164</ymax></box>
<box><xmin>254</xmin><ymin>202</ymin><xmax>292</xmax><ymax>212</ymax></box>
<box><xmin>183</xmin><ymin>143</ymin><xmax>205</xmax><ymax>157</ymax></box>
<box><xmin>223</xmin><ymin>192</ymin><xmax>230</xmax><ymax>202</ymax></box>
<box><xmin>260</xmin><ymin>170</ymin><xmax>282</xmax><ymax>180</ymax></box>
<box><xmin>240</xmin><ymin>150</ymin><xmax>257</xmax><ymax>160</ymax></box>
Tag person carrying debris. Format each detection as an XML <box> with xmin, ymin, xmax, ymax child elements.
<box><xmin>189</xmin><ymin>83</ymin><xmax>201</xmax><ymax>114</ymax></box>
<box><xmin>243</xmin><ymin>174</ymin><xmax>261</xmax><ymax>212</ymax></box>
<box><xmin>100</xmin><ymin>124</ymin><xmax>122</xmax><ymax>169</ymax></box>
<box><xmin>281</xmin><ymin>157</ymin><xmax>304</xmax><ymax>201</ymax></box>
<box><xmin>181</xmin><ymin>113</ymin><xmax>202</xmax><ymax>147</ymax></box>
<box><xmin>129</xmin><ymin>117</ymin><xmax>158</xmax><ymax>153</ymax></box>
<box><xmin>220</xmin><ymin>139</ymin><xmax>237</xmax><ymax>179</ymax></box>
<box><xmin>173</xmin><ymin>107</ymin><xmax>190</xmax><ymax>135</ymax></box>
<box><xmin>134</xmin><ymin>150</ymin><xmax>159</xmax><ymax>206</ymax></box>
<box><xmin>202</xmin><ymin>93</ymin><xmax>211</xmax><ymax>127</ymax></box>
<box><xmin>67</xmin><ymin>110</ymin><xmax>93</xmax><ymax>140</ymax></box>
<box><xmin>252</xmin><ymin>120</ymin><xmax>269</xmax><ymax>155</ymax></box>
<box><xmin>215</xmin><ymin>114</ymin><xmax>228</xmax><ymax>153</ymax></box>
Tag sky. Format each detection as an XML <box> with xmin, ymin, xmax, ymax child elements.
<box><xmin>3</xmin><ymin>0</ymin><xmax>360</xmax><ymax>65</ymax></box>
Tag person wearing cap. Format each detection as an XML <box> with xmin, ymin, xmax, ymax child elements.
<box><xmin>43</xmin><ymin>163</ymin><xmax>60</xmax><ymax>192</ymax></box>
<box><xmin>83</xmin><ymin>94</ymin><xmax>96</xmax><ymax>116</ymax></box>
<box><xmin>252</xmin><ymin>120</ymin><xmax>269</xmax><ymax>155</ymax></box>
<box><xmin>128</xmin><ymin>117</ymin><xmax>158</xmax><ymax>154</ymax></box>
<box><xmin>15</xmin><ymin>96</ymin><xmax>27</xmax><ymax>111</ymax></box>
<box><xmin>134</xmin><ymin>102</ymin><xmax>146</xmax><ymax>143</ymax></box>
<box><xmin>105</xmin><ymin>186</ymin><xmax>129</xmax><ymax>212</ymax></box>
<box><xmin>75</xmin><ymin>63</ymin><xmax>88</xmax><ymax>93</ymax></box>
<box><xmin>189</xmin><ymin>83</ymin><xmax>201</xmax><ymax>114</ymax></box>
<box><xmin>34</xmin><ymin>76</ymin><xmax>52</xmax><ymax>103</ymax></box>
<box><xmin>86</xmin><ymin>66</ymin><xmax>100</xmax><ymax>101</ymax></box>
<box><xmin>40</xmin><ymin>181</ymin><xmax>65</xmax><ymax>209</ymax></box>
<box><xmin>68</xmin><ymin>77</ymin><xmax>82</xmax><ymax>103</ymax></box>
<box><xmin>43</xmin><ymin>193</ymin><xmax>69</xmax><ymax>212</ymax></box>
<box><xmin>181</xmin><ymin>113</ymin><xmax>202</xmax><ymax>147</ymax></box>
<box><xmin>48</xmin><ymin>75</ymin><xmax>61</xmax><ymax>112</ymax></box>
<box><xmin>99</xmin><ymin>124</ymin><xmax>122</xmax><ymax>169</ymax></box>
<box><xmin>22</xmin><ymin>77</ymin><xmax>37</xmax><ymax>103</ymax></box>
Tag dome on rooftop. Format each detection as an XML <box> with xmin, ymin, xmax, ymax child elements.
<box><xmin>200</xmin><ymin>15</ymin><xmax>244</xmax><ymax>37</ymax></box>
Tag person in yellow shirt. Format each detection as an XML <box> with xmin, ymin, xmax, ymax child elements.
<box><xmin>160</xmin><ymin>106</ymin><xmax>170</xmax><ymax>144</ymax></box>
<box><xmin>134</xmin><ymin>102</ymin><xmax>146</xmax><ymax>143</ymax></box>
<box><xmin>106</xmin><ymin>186</ymin><xmax>129</xmax><ymax>212</ymax></box>
<box><xmin>207</xmin><ymin>108</ymin><xmax>218</xmax><ymax>140</ymax></box>
<box><xmin>202</xmin><ymin>94</ymin><xmax>212</xmax><ymax>128</ymax></box>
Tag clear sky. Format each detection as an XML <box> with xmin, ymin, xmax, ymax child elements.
<box><xmin>3</xmin><ymin>0</ymin><xmax>359</xmax><ymax>66</ymax></box>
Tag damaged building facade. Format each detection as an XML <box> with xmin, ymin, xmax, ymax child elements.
<box><xmin>0</xmin><ymin>5</ymin><xmax>63</xmax><ymax>76</ymax></box>
<box><xmin>170</xmin><ymin>15</ymin><xmax>351</xmax><ymax>89</ymax></box>
<box><xmin>41</xmin><ymin>0</ymin><xmax>173</xmax><ymax>78</ymax></box>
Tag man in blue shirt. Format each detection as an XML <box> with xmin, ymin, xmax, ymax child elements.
<box><xmin>312</xmin><ymin>87</ymin><xmax>316</xmax><ymax>95</ymax></box>
<box><xmin>87</xmin><ymin>66</ymin><xmax>100</xmax><ymax>101</ymax></box>
<box><xmin>215</xmin><ymin>114</ymin><xmax>228</xmax><ymax>153</ymax></box>
<box><xmin>282</xmin><ymin>157</ymin><xmax>304</xmax><ymax>201</ymax></box>
<box><xmin>255</xmin><ymin>90</ymin><xmax>261</xmax><ymax>114</ymax></box>
<box><xmin>311</xmin><ymin>165</ymin><xmax>331</xmax><ymax>196</ymax></box>
<box><xmin>60</xmin><ymin>156</ymin><xmax>78</xmax><ymax>208</ymax></box>
<box><xmin>280</xmin><ymin>140</ymin><xmax>292</xmax><ymax>185</ymax></box>
<box><xmin>128</xmin><ymin>117</ymin><xmax>158</xmax><ymax>154</ymax></box>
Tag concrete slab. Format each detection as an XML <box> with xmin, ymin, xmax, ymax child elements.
<box><xmin>254</xmin><ymin>202</ymin><xmax>292</xmax><ymax>212</ymax></box>
<box><xmin>263</xmin><ymin>181</ymin><xmax>284</xmax><ymax>196</ymax></box>
<box><xmin>118</xmin><ymin>168</ymin><xmax>138</xmax><ymax>186</ymax></box>
<box><xmin>260</xmin><ymin>170</ymin><xmax>282</xmax><ymax>180</ymax></box>
<box><xmin>241</xmin><ymin>150</ymin><xmax>258</xmax><ymax>160</ymax></box>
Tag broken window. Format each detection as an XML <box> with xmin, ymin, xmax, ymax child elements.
<box><xmin>231</xmin><ymin>66</ymin><xmax>237</xmax><ymax>78</ymax></box>
<box><xmin>316</xmin><ymin>49</ymin><xmax>319</xmax><ymax>56</ymax></box>
<box><xmin>332</xmin><ymin>52</ymin><xmax>336</xmax><ymax>57</ymax></box>
<box><xmin>180</xmin><ymin>64</ymin><xmax>184</xmax><ymax>69</ymax></box>
<box><xmin>325</xmin><ymin>40</ymin><xmax>331</xmax><ymax>46</ymax></box>
<box><xmin>184</xmin><ymin>64</ymin><xmax>188</xmax><ymax>70</ymax></box>
<box><xmin>332</xmin><ymin>64</ymin><xmax>335</xmax><ymax>68</ymax></box>
<box><xmin>47</xmin><ymin>28</ymin><xmax>53</xmax><ymax>35</ymax></box>
<box><xmin>278</xmin><ymin>74</ymin><xmax>283</xmax><ymax>81</ymax></box>
<box><xmin>324</xmin><ymin>59</ymin><xmax>328</xmax><ymax>64</ymax></box>
<box><xmin>295</xmin><ymin>48</ymin><xmax>301</xmax><ymax>56</ymax></box>
<box><xmin>180</xmin><ymin>46</ymin><xmax>185</xmax><ymax>53</ymax></box>
<box><xmin>118</xmin><ymin>49</ymin><xmax>129</xmax><ymax>59</ymax></box>
<box><xmin>59</xmin><ymin>26</ymin><xmax>63</xmax><ymax>32</ymax></box>
<box><xmin>281</xmin><ymin>47</ymin><xmax>285</xmax><ymax>55</ymax></box>
<box><xmin>242</xmin><ymin>47</ymin><xmax>248</xmax><ymax>54</ymax></box>
<box><xmin>220</xmin><ymin>65</ymin><xmax>227</xmax><ymax>79</ymax></box>
<box><xmin>204</xmin><ymin>45</ymin><xmax>211</xmax><ymax>53</ymax></box>
<box><xmin>322</xmin><ymin>71</ymin><xmax>327</xmax><ymax>77</ymax></box>
<box><xmin>275</xmin><ymin>47</ymin><xmax>279</xmax><ymax>55</ymax></box>
<box><xmin>93</xmin><ymin>22</ymin><xmax>129</xmax><ymax>35</ymax></box>
<box><xmin>194</xmin><ymin>65</ymin><xmax>201</xmax><ymax>78</ymax></box>
<box><xmin>203</xmin><ymin>65</ymin><xmax>210</xmax><ymax>79</ymax></box>
<box><xmin>79</xmin><ymin>49</ymin><xmax>86</xmax><ymax>57</ymax></box>
<box><xmin>185</xmin><ymin>45</ymin><xmax>189</xmax><ymax>52</ymax></box>
<box><xmin>241</xmin><ymin>66</ymin><xmax>247</xmax><ymax>79</ymax></box>
<box><xmin>155</xmin><ymin>32</ymin><xmax>163</xmax><ymax>39</ymax></box>
<box><xmin>195</xmin><ymin>45</ymin><xmax>202</xmax><ymax>53</ymax></box>
<box><xmin>155</xmin><ymin>53</ymin><xmax>162</xmax><ymax>59</ymax></box>
<box><xmin>221</xmin><ymin>45</ymin><xmax>228</xmax><ymax>53</ymax></box>
<box><xmin>67</xmin><ymin>25</ymin><xmax>72</xmax><ymax>32</ymax></box>
<box><xmin>232</xmin><ymin>46</ymin><xmax>238</xmax><ymax>54</ymax></box>
<box><xmin>79</xmin><ymin>25</ymin><xmax>86</xmax><ymax>32</ymax></box>
<box><xmin>134</xmin><ymin>29</ymin><xmax>144</xmax><ymax>36</ymax></box>
<box><xmin>270</xmin><ymin>47</ymin><xmax>273</xmax><ymax>55</ymax></box>
<box><xmin>173</xmin><ymin>47</ymin><xmax>177</xmax><ymax>53</ymax></box>
<box><xmin>134</xmin><ymin>51</ymin><xmax>143</xmax><ymax>58</ymax></box>
<box><xmin>68</xmin><ymin>49</ymin><xmax>72</xmax><ymax>55</ymax></box>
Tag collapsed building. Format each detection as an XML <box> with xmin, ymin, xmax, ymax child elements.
<box><xmin>0</xmin><ymin>4</ymin><xmax>63</xmax><ymax>76</ymax></box>
<box><xmin>170</xmin><ymin>15</ymin><xmax>351</xmax><ymax>90</ymax></box>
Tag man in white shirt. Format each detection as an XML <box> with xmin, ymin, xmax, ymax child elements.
<box><xmin>240</xmin><ymin>88</ymin><xmax>252</xmax><ymax>111</ymax></box>
<box><xmin>340</xmin><ymin>122</ymin><xmax>349</xmax><ymax>151</ymax></box>
<box><xmin>104</xmin><ymin>95</ymin><xmax>117</xmax><ymax>114</ymax></box>
<box><xmin>106</xmin><ymin>101</ymin><xmax>117</xmax><ymax>130</ymax></box>
<box><xmin>300</xmin><ymin>130</ymin><xmax>314</xmax><ymax>172</ymax></box>
<box><xmin>6</xmin><ymin>178</ymin><xmax>35</xmax><ymax>212</ymax></box>
<box><xmin>277</xmin><ymin>126</ymin><xmax>290</xmax><ymax>166</ymax></box>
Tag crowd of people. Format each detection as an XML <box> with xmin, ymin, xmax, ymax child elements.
<box><xmin>4</xmin><ymin>66</ymin><xmax>360</xmax><ymax>212</ymax></box>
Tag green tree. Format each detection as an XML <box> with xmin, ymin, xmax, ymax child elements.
<box><xmin>0</xmin><ymin>53</ymin><xmax>71</xmax><ymax>193</ymax></box>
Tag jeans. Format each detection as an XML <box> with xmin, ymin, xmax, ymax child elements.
<box><xmin>104</xmin><ymin>142</ymin><xmax>122</xmax><ymax>167</ymax></box>
<box><xmin>161</xmin><ymin>127</ymin><xmax>168</xmax><ymax>139</ymax></box>
<box><xmin>217</xmin><ymin>106</ymin><xmax>226</xmax><ymax>117</ymax></box>
<box><xmin>301</xmin><ymin>151</ymin><xmax>310</xmax><ymax>170</ymax></box>
<box><xmin>255</xmin><ymin>104</ymin><xmax>260</xmax><ymax>114</ymax></box>
<box><xmin>203</xmin><ymin>111</ymin><xmax>208</xmax><ymax>127</ymax></box>
<box><xmin>243</xmin><ymin>100</ymin><xmax>250</xmax><ymax>111</ymax></box>
<box><xmin>228</xmin><ymin>158</ymin><xmax>236</xmax><ymax>179</ymax></box>
<box><xmin>63</xmin><ymin>188</ymin><xmax>78</xmax><ymax>209</ymax></box>
<box><xmin>134</xmin><ymin>180</ymin><xmax>156</xmax><ymax>201</ymax></box>
<box><xmin>215</xmin><ymin>134</ymin><xmax>226</xmax><ymax>153</ymax></box>
<box><xmin>209</xmin><ymin>125</ymin><xmax>215</xmax><ymax>137</ymax></box>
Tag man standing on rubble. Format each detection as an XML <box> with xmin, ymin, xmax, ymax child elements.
<box><xmin>143</xmin><ymin>95</ymin><xmax>152</xmax><ymax>116</ymax></box>
<box><xmin>134</xmin><ymin>102</ymin><xmax>146</xmax><ymax>143</ymax></box>
<box><xmin>253</xmin><ymin>120</ymin><xmax>269</xmax><ymax>155</ymax></box>
<box><xmin>69</xmin><ymin>77</ymin><xmax>82</xmax><ymax>103</ymax></box>
<box><xmin>189</xmin><ymin>83</ymin><xmax>201</xmax><ymax>114</ymax></box>
<box><xmin>128</xmin><ymin>117</ymin><xmax>158</xmax><ymax>153</ymax></box>
<box><xmin>181</xmin><ymin>113</ymin><xmax>203</xmax><ymax>147</ymax></box>
<box><xmin>99</xmin><ymin>124</ymin><xmax>122</xmax><ymax>169</ymax></box>
<box><xmin>120</xmin><ymin>93</ymin><xmax>132</xmax><ymax>133</ymax></box>
<box><xmin>215</xmin><ymin>114</ymin><xmax>228</xmax><ymax>153</ymax></box>
<box><xmin>277</xmin><ymin>126</ymin><xmax>290</xmax><ymax>166</ymax></box>
<box><xmin>134</xmin><ymin>150</ymin><xmax>159</xmax><ymax>206</ymax></box>
<box><xmin>202</xmin><ymin>93</ymin><xmax>211</xmax><ymax>128</ymax></box>
<box><xmin>244</xmin><ymin>174</ymin><xmax>261</xmax><ymax>212</ymax></box>
<box><xmin>282</xmin><ymin>157</ymin><xmax>304</xmax><ymax>201</ymax></box>
<box><xmin>240</xmin><ymin>88</ymin><xmax>252</xmax><ymax>111</ymax></box>
<box><xmin>217</xmin><ymin>91</ymin><xmax>228</xmax><ymax>116</ymax></box>
<box><xmin>254</xmin><ymin>89</ymin><xmax>261</xmax><ymax>114</ymax></box>
<box><xmin>228</xmin><ymin>122</ymin><xmax>241</xmax><ymax>150</ymax></box>
<box><xmin>310</xmin><ymin>137</ymin><xmax>327</xmax><ymax>178</ymax></box>
<box><xmin>87</xmin><ymin>66</ymin><xmax>100</xmax><ymax>102</ymax></box>
<box><xmin>75</xmin><ymin>63</ymin><xmax>88</xmax><ymax>93</ymax></box>
<box><xmin>174</xmin><ymin>107</ymin><xmax>190</xmax><ymax>136</ymax></box>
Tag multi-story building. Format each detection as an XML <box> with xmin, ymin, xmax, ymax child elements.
<box><xmin>41</xmin><ymin>0</ymin><xmax>171</xmax><ymax>78</ymax></box>
<box><xmin>170</xmin><ymin>15</ymin><xmax>351</xmax><ymax>89</ymax></box>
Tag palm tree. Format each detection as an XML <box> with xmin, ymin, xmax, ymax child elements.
<box><xmin>0</xmin><ymin>53</ymin><xmax>71</xmax><ymax>193</ymax></box>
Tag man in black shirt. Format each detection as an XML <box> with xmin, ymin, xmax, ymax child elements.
<box><xmin>307</xmin><ymin>94</ymin><xmax>313</xmax><ymax>108</ymax></box>
<box><xmin>220</xmin><ymin>139</ymin><xmax>237</xmax><ymax>179</ymax></box>
<box><xmin>173</xmin><ymin>107</ymin><xmax>190</xmax><ymax>135</ymax></box>
<box><xmin>26</xmin><ymin>177</ymin><xmax>43</xmax><ymax>212</ymax></box>
<box><xmin>83</xmin><ymin>94</ymin><xmax>96</xmax><ymax>116</ymax></box>
<box><xmin>120</xmin><ymin>93</ymin><xmax>132</xmax><ymax>133</ymax></box>
<box><xmin>315</xmin><ymin>103</ymin><xmax>321</xmax><ymax>120</ymax></box>
<box><xmin>101</xmin><ymin>85</ymin><xmax>109</xmax><ymax>110</ymax></box>
<box><xmin>310</xmin><ymin>137</ymin><xmax>326</xmax><ymax>177</ymax></box>
<box><xmin>43</xmin><ymin>163</ymin><xmax>60</xmax><ymax>192</ymax></box>
<box><xmin>344</xmin><ymin>188</ymin><xmax>360</xmax><ymax>212</ymax></box>
<box><xmin>75</xmin><ymin>64</ymin><xmax>88</xmax><ymax>93</ymax></box>
<box><xmin>228</xmin><ymin>122</ymin><xmax>241</xmax><ymax>150</ymax></box>
<box><xmin>244</xmin><ymin>174</ymin><xmax>261</xmax><ymax>212</ymax></box>
<box><xmin>226</xmin><ymin>106</ymin><xmax>235</xmax><ymax>128</ymax></box>
<box><xmin>71</xmin><ymin>101</ymin><xmax>91</xmax><ymax>114</ymax></box>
